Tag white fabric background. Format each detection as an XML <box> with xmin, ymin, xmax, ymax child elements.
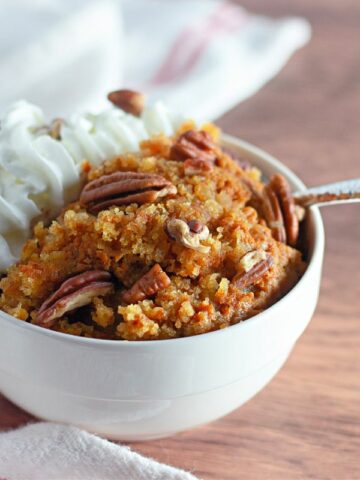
<box><xmin>0</xmin><ymin>423</ymin><xmax>198</xmax><ymax>480</ymax></box>
<box><xmin>0</xmin><ymin>0</ymin><xmax>310</xmax><ymax>120</ymax></box>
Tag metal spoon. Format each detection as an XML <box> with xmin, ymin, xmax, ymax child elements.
<box><xmin>293</xmin><ymin>178</ymin><xmax>360</xmax><ymax>208</ymax></box>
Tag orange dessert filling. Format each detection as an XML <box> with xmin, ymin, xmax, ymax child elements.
<box><xmin>0</xmin><ymin>126</ymin><xmax>305</xmax><ymax>340</ymax></box>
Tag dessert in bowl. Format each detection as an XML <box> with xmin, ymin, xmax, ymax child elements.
<box><xmin>0</xmin><ymin>91</ymin><xmax>324</xmax><ymax>440</ymax></box>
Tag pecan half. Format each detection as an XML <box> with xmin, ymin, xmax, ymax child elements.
<box><xmin>121</xmin><ymin>264</ymin><xmax>170</xmax><ymax>304</ymax></box>
<box><xmin>36</xmin><ymin>270</ymin><xmax>113</xmax><ymax>328</ymax></box>
<box><xmin>166</xmin><ymin>218</ymin><xmax>210</xmax><ymax>253</ymax></box>
<box><xmin>269</xmin><ymin>174</ymin><xmax>299</xmax><ymax>247</ymax></box>
<box><xmin>107</xmin><ymin>89</ymin><xmax>145</xmax><ymax>116</ymax></box>
<box><xmin>232</xmin><ymin>255</ymin><xmax>274</xmax><ymax>290</ymax></box>
<box><xmin>181</xmin><ymin>130</ymin><xmax>214</xmax><ymax>150</ymax></box>
<box><xmin>170</xmin><ymin>130</ymin><xmax>217</xmax><ymax>163</ymax></box>
<box><xmin>80</xmin><ymin>171</ymin><xmax>177</xmax><ymax>214</ymax></box>
<box><xmin>262</xmin><ymin>185</ymin><xmax>287</xmax><ymax>244</ymax></box>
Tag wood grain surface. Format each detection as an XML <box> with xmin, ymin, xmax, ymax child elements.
<box><xmin>1</xmin><ymin>1</ymin><xmax>359</xmax><ymax>479</ymax></box>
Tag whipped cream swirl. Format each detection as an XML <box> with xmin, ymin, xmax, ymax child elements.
<box><xmin>0</xmin><ymin>100</ymin><xmax>185</xmax><ymax>272</ymax></box>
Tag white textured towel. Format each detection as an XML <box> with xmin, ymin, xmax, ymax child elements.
<box><xmin>0</xmin><ymin>0</ymin><xmax>311</xmax><ymax>120</ymax></box>
<box><xmin>0</xmin><ymin>1</ymin><xmax>311</xmax><ymax>479</ymax></box>
<box><xmin>122</xmin><ymin>0</ymin><xmax>311</xmax><ymax>120</ymax></box>
<box><xmin>0</xmin><ymin>423</ymin><xmax>198</xmax><ymax>480</ymax></box>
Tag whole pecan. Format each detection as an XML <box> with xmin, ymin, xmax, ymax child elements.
<box><xmin>170</xmin><ymin>130</ymin><xmax>217</xmax><ymax>163</ymax></box>
<box><xmin>269</xmin><ymin>174</ymin><xmax>299</xmax><ymax>247</ymax></box>
<box><xmin>232</xmin><ymin>255</ymin><xmax>274</xmax><ymax>290</ymax></box>
<box><xmin>121</xmin><ymin>264</ymin><xmax>170</xmax><ymax>304</ymax></box>
<box><xmin>36</xmin><ymin>270</ymin><xmax>113</xmax><ymax>328</ymax></box>
<box><xmin>107</xmin><ymin>89</ymin><xmax>145</xmax><ymax>116</ymax></box>
<box><xmin>80</xmin><ymin>171</ymin><xmax>177</xmax><ymax>214</ymax></box>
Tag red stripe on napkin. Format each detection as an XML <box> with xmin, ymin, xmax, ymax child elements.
<box><xmin>150</xmin><ymin>1</ymin><xmax>248</xmax><ymax>85</ymax></box>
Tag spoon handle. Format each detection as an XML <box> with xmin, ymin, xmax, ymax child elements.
<box><xmin>293</xmin><ymin>178</ymin><xmax>360</xmax><ymax>207</ymax></box>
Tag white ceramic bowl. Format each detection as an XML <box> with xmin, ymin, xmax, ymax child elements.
<box><xmin>0</xmin><ymin>135</ymin><xmax>325</xmax><ymax>441</ymax></box>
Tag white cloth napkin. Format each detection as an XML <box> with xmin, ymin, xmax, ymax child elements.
<box><xmin>0</xmin><ymin>0</ymin><xmax>311</xmax><ymax>120</ymax></box>
<box><xmin>0</xmin><ymin>423</ymin><xmax>198</xmax><ymax>480</ymax></box>
<box><xmin>123</xmin><ymin>0</ymin><xmax>311</xmax><ymax>120</ymax></box>
<box><xmin>0</xmin><ymin>1</ymin><xmax>311</xmax><ymax>478</ymax></box>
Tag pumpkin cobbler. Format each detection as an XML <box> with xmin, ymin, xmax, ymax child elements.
<box><xmin>0</xmin><ymin>121</ymin><xmax>305</xmax><ymax>340</ymax></box>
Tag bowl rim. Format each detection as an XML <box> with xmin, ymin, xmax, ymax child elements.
<box><xmin>0</xmin><ymin>134</ymin><xmax>325</xmax><ymax>349</ymax></box>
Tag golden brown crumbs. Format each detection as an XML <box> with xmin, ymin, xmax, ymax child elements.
<box><xmin>0</xmin><ymin>127</ymin><xmax>305</xmax><ymax>340</ymax></box>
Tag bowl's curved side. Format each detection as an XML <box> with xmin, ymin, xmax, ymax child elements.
<box><xmin>0</xmin><ymin>346</ymin><xmax>293</xmax><ymax>441</ymax></box>
<box><xmin>0</xmin><ymin>136</ymin><xmax>325</xmax><ymax>439</ymax></box>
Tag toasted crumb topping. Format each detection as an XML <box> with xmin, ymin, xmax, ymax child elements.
<box><xmin>0</xmin><ymin>128</ymin><xmax>305</xmax><ymax>340</ymax></box>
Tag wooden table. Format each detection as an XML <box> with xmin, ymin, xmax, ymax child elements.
<box><xmin>1</xmin><ymin>1</ymin><xmax>359</xmax><ymax>478</ymax></box>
